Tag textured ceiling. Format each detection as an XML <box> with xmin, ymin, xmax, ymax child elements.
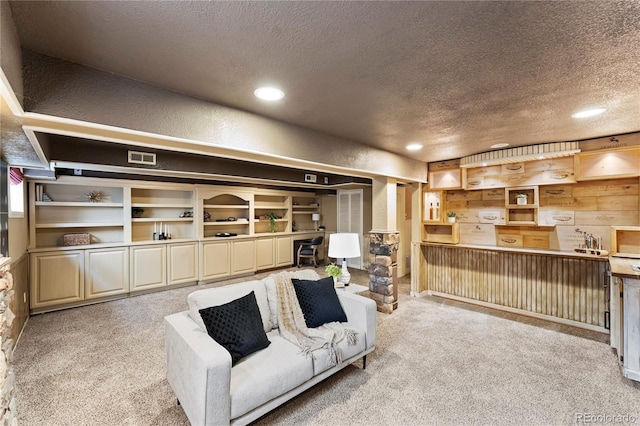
<box><xmin>7</xmin><ymin>1</ymin><xmax>640</xmax><ymax>162</ymax></box>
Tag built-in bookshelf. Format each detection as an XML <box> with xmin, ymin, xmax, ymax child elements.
<box><xmin>254</xmin><ymin>194</ymin><xmax>291</xmax><ymax>234</ymax></box>
<box><xmin>30</xmin><ymin>181</ymin><xmax>125</xmax><ymax>249</ymax></box>
<box><xmin>202</xmin><ymin>193</ymin><xmax>252</xmax><ymax>238</ymax></box>
<box><xmin>292</xmin><ymin>195</ymin><xmax>320</xmax><ymax>231</ymax></box>
<box><xmin>130</xmin><ymin>187</ymin><xmax>195</xmax><ymax>242</ymax></box>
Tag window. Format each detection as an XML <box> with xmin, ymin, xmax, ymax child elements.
<box><xmin>8</xmin><ymin>167</ymin><xmax>24</xmax><ymax>218</ymax></box>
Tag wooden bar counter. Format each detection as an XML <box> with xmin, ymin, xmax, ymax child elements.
<box><xmin>411</xmin><ymin>242</ymin><xmax>610</xmax><ymax>332</ymax></box>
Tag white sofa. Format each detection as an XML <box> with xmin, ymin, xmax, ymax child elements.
<box><xmin>164</xmin><ymin>271</ymin><xmax>377</xmax><ymax>426</ymax></box>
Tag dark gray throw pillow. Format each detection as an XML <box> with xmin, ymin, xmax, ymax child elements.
<box><xmin>199</xmin><ymin>291</ymin><xmax>271</xmax><ymax>365</ymax></box>
<box><xmin>292</xmin><ymin>276</ymin><xmax>348</xmax><ymax>328</ymax></box>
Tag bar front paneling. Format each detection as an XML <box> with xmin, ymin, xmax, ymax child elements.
<box><xmin>416</xmin><ymin>243</ymin><xmax>609</xmax><ymax>331</ymax></box>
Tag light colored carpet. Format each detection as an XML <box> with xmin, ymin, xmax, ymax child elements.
<box><xmin>14</xmin><ymin>268</ymin><xmax>640</xmax><ymax>425</ymax></box>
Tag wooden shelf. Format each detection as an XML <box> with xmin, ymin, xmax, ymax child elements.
<box><xmin>131</xmin><ymin>203</ymin><xmax>193</xmax><ymax>208</ymax></box>
<box><xmin>204</xmin><ymin>221</ymin><xmax>250</xmax><ymax>226</ymax></box>
<box><xmin>423</xmin><ymin>223</ymin><xmax>459</xmax><ymax>244</ymax></box>
<box><xmin>132</xmin><ymin>217</ymin><xmax>193</xmax><ymax>223</ymax></box>
<box><xmin>36</xmin><ymin>201</ymin><xmax>123</xmax><ymax>207</ymax></box>
<box><xmin>254</xmin><ymin>205</ymin><xmax>287</xmax><ymax>209</ymax></box>
<box><xmin>35</xmin><ymin>222</ymin><xmax>123</xmax><ymax>228</ymax></box>
<box><xmin>203</xmin><ymin>204</ymin><xmax>249</xmax><ymax>209</ymax></box>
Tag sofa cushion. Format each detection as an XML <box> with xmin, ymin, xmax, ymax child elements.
<box><xmin>292</xmin><ymin>277</ymin><xmax>347</xmax><ymax>328</ymax></box>
<box><xmin>188</xmin><ymin>280</ymin><xmax>272</xmax><ymax>332</ymax></box>
<box><xmin>311</xmin><ymin>323</ymin><xmax>366</xmax><ymax>375</ymax></box>
<box><xmin>262</xmin><ymin>269</ymin><xmax>320</xmax><ymax>328</ymax></box>
<box><xmin>199</xmin><ymin>291</ymin><xmax>271</xmax><ymax>365</ymax></box>
<box><xmin>230</xmin><ymin>331</ymin><xmax>314</xmax><ymax>419</ymax></box>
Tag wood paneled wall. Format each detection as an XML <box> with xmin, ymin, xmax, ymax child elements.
<box><xmin>418</xmin><ymin>244</ymin><xmax>609</xmax><ymax>330</ymax></box>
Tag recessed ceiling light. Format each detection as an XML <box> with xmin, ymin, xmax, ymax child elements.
<box><xmin>538</xmin><ymin>156</ymin><xmax>545</xmax><ymax>160</ymax></box>
<box><xmin>406</xmin><ymin>143</ymin><xmax>423</xmax><ymax>151</ymax></box>
<box><xmin>572</xmin><ymin>108</ymin><xmax>606</xmax><ymax>118</ymax></box>
<box><xmin>482</xmin><ymin>162</ymin><xmax>488</xmax><ymax>167</ymax></box>
<box><xmin>254</xmin><ymin>87</ymin><xmax>284</xmax><ymax>101</ymax></box>
<box><xmin>490</xmin><ymin>143</ymin><xmax>510</xmax><ymax>149</ymax></box>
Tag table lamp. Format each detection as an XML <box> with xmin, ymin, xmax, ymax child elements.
<box><xmin>328</xmin><ymin>233</ymin><xmax>361</xmax><ymax>285</ymax></box>
<box><xmin>312</xmin><ymin>213</ymin><xmax>320</xmax><ymax>231</ymax></box>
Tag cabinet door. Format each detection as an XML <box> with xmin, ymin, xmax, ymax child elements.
<box><xmin>276</xmin><ymin>236</ymin><xmax>293</xmax><ymax>266</ymax></box>
<box><xmin>231</xmin><ymin>240</ymin><xmax>256</xmax><ymax>274</ymax></box>
<box><xmin>200</xmin><ymin>241</ymin><xmax>230</xmax><ymax>281</ymax></box>
<box><xmin>31</xmin><ymin>251</ymin><xmax>84</xmax><ymax>309</ymax></box>
<box><xmin>255</xmin><ymin>238</ymin><xmax>275</xmax><ymax>270</ymax></box>
<box><xmin>85</xmin><ymin>247</ymin><xmax>129</xmax><ymax>299</ymax></box>
<box><xmin>167</xmin><ymin>242</ymin><xmax>198</xmax><ymax>285</ymax></box>
<box><xmin>130</xmin><ymin>245</ymin><xmax>166</xmax><ymax>291</ymax></box>
<box><xmin>623</xmin><ymin>279</ymin><xmax>640</xmax><ymax>381</ymax></box>
<box><xmin>576</xmin><ymin>147</ymin><xmax>640</xmax><ymax>181</ymax></box>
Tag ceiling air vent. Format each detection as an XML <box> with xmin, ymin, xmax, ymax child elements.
<box><xmin>128</xmin><ymin>150</ymin><xmax>156</xmax><ymax>165</ymax></box>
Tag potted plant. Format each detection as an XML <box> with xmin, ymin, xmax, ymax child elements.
<box><xmin>325</xmin><ymin>263</ymin><xmax>342</xmax><ymax>284</ymax></box>
<box><xmin>132</xmin><ymin>207</ymin><xmax>145</xmax><ymax>218</ymax></box>
<box><xmin>446</xmin><ymin>211</ymin><xmax>457</xmax><ymax>223</ymax></box>
<box><xmin>516</xmin><ymin>193</ymin><xmax>528</xmax><ymax>205</ymax></box>
<box><xmin>266</xmin><ymin>212</ymin><xmax>278</xmax><ymax>233</ymax></box>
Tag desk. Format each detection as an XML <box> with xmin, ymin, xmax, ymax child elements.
<box><xmin>292</xmin><ymin>231</ymin><xmax>326</xmax><ymax>266</ymax></box>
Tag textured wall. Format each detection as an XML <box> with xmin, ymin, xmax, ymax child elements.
<box><xmin>22</xmin><ymin>51</ymin><xmax>427</xmax><ymax>182</ymax></box>
<box><xmin>0</xmin><ymin>1</ymin><xmax>23</xmax><ymax>105</ymax></box>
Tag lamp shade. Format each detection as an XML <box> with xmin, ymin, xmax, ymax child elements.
<box><xmin>312</xmin><ymin>213</ymin><xmax>320</xmax><ymax>221</ymax></box>
<box><xmin>328</xmin><ymin>233</ymin><xmax>361</xmax><ymax>259</ymax></box>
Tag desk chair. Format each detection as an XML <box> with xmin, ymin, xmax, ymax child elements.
<box><xmin>296</xmin><ymin>236</ymin><xmax>324</xmax><ymax>268</ymax></box>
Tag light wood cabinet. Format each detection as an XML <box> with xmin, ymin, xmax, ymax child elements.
<box><xmin>167</xmin><ymin>242</ymin><xmax>198</xmax><ymax>285</ymax></box>
<box><xmin>428</xmin><ymin>160</ymin><xmax>462</xmax><ymax>190</ymax></box>
<box><xmin>130</xmin><ymin>245</ymin><xmax>166</xmax><ymax>291</ymax></box>
<box><xmin>85</xmin><ymin>247</ymin><xmax>129</xmax><ymax>299</ymax></box>
<box><xmin>505</xmin><ymin>186</ymin><xmax>539</xmax><ymax>226</ymax></box>
<box><xmin>422</xmin><ymin>190</ymin><xmax>444</xmax><ymax>223</ymax></box>
<box><xmin>26</xmin><ymin>177</ymin><xmax>325</xmax><ymax>310</ymax></box>
<box><xmin>422</xmin><ymin>223</ymin><xmax>460</xmax><ymax>244</ymax></box>
<box><xmin>255</xmin><ymin>238</ymin><xmax>276</xmax><ymax>270</ymax></box>
<box><xmin>276</xmin><ymin>236</ymin><xmax>293</xmax><ymax>266</ymax></box>
<box><xmin>200</xmin><ymin>241</ymin><xmax>231</xmax><ymax>281</ymax></box>
<box><xmin>31</xmin><ymin>251</ymin><xmax>84</xmax><ymax>309</ymax></box>
<box><xmin>623</xmin><ymin>278</ymin><xmax>640</xmax><ymax>381</ymax></box>
<box><xmin>576</xmin><ymin>146</ymin><xmax>640</xmax><ymax>181</ymax></box>
<box><xmin>231</xmin><ymin>240</ymin><xmax>256</xmax><ymax>274</ymax></box>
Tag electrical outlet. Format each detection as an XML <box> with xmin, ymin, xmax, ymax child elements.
<box><xmin>324</xmin><ymin>177</ymin><xmax>329</xmax><ymax>184</ymax></box>
<box><xmin>74</xmin><ymin>169</ymin><xmax>82</xmax><ymax>176</ymax></box>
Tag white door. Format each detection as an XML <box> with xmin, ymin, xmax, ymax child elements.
<box><xmin>337</xmin><ymin>189</ymin><xmax>363</xmax><ymax>269</ymax></box>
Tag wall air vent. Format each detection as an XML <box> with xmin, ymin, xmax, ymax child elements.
<box><xmin>128</xmin><ymin>151</ymin><xmax>156</xmax><ymax>165</ymax></box>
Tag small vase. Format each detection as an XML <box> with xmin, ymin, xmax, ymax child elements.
<box><xmin>517</xmin><ymin>197</ymin><xmax>527</xmax><ymax>205</ymax></box>
<box><xmin>448</xmin><ymin>217</ymin><xmax>456</xmax><ymax>223</ymax></box>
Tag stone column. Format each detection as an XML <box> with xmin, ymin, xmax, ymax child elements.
<box><xmin>368</xmin><ymin>177</ymin><xmax>399</xmax><ymax>313</ymax></box>
<box><xmin>368</xmin><ymin>230</ymin><xmax>399</xmax><ymax>313</ymax></box>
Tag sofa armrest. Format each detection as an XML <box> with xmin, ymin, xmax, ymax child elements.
<box><xmin>165</xmin><ymin>312</ymin><xmax>232</xmax><ymax>426</ymax></box>
<box><xmin>337</xmin><ymin>292</ymin><xmax>377</xmax><ymax>350</ymax></box>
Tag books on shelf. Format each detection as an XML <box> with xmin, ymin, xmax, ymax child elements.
<box><xmin>35</xmin><ymin>184</ymin><xmax>52</xmax><ymax>202</ymax></box>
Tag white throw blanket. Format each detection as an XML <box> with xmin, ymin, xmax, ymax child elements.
<box><xmin>274</xmin><ymin>272</ymin><xmax>357</xmax><ymax>368</ymax></box>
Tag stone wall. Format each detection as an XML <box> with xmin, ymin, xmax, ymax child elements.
<box><xmin>368</xmin><ymin>231</ymin><xmax>399</xmax><ymax>313</ymax></box>
<box><xmin>0</xmin><ymin>260</ymin><xmax>16</xmax><ymax>424</ymax></box>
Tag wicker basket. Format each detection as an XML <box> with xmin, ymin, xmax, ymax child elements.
<box><xmin>62</xmin><ymin>233</ymin><xmax>91</xmax><ymax>246</ymax></box>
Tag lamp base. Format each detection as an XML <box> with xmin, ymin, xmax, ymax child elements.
<box><xmin>339</xmin><ymin>259</ymin><xmax>351</xmax><ymax>286</ymax></box>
